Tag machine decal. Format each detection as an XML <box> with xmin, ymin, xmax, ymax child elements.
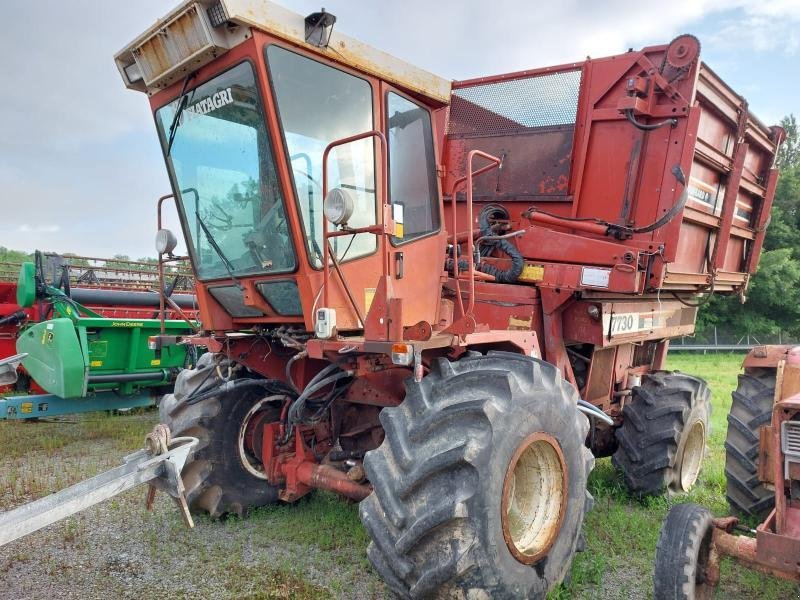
<box><xmin>602</xmin><ymin>311</ymin><xmax>671</xmax><ymax>336</ymax></box>
<box><xmin>364</xmin><ymin>288</ymin><xmax>376</xmax><ymax>312</ymax></box>
<box><xmin>580</xmin><ymin>267</ymin><xmax>611</xmax><ymax>288</ymax></box>
<box><xmin>183</xmin><ymin>88</ymin><xmax>234</xmax><ymax>120</ymax></box>
<box><xmin>520</xmin><ymin>264</ymin><xmax>545</xmax><ymax>281</ymax></box>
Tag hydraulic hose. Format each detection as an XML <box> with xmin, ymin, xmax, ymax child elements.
<box><xmin>623</xmin><ymin>109</ymin><xmax>677</xmax><ymax>131</ymax></box>
<box><xmin>184</xmin><ymin>377</ymin><xmax>295</xmax><ymax>406</ymax></box>
<box><xmin>628</xmin><ymin>166</ymin><xmax>688</xmax><ymax>234</ymax></box>
<box><xmin>577</xmin><ymin>399</ymin><xmax>614</xmax><ymax>425</ymax></box>
<box><xmin>287</xmin><ymin>371</ymin><xmax>353</xmax><ymax>425</ymax></box>
<box><xmin>475</xmin><ymin>206</ymin><xmax>524</xmax><ymax>283</ymax></box>
<box><xmin>0</xmin><ymin>310</ymin><xmax>26</xmax><ymax>327</ymax></box>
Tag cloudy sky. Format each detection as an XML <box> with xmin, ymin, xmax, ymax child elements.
<box><xmin>1</xmin><ymin>0</ymin><xmax>798</xmax><ymax>258</ymax></box>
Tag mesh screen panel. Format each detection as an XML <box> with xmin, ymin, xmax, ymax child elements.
<box><xmin>448</xmin><ymin>70</ymin><xmax>582</xmax><ymax>137</ymax></box>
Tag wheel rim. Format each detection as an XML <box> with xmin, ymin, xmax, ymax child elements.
<box><xmin>679</xmin><ymin>421</ymin><xmax>705</xmax><ymax>491</ymax></box>
<box><xmin>501</xmin><ymin>432</ymin><xmax>567</xmax><ymax>564</ymax></box>
<box><xmin>237</xmin><ymin>396</ymin><xmax>281</xmax><ymax>480</ymax></box>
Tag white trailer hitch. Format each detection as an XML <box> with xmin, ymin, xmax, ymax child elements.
<box><xmin>0</xmin><ymin>424</ymin><xmax>197</xmax><ymax>547</ymax></box>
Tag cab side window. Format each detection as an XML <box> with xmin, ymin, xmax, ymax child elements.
<box><xmin>387</xmin><ymin>93</ymin><xmax>440</xmax><ymax>242</ymax></box>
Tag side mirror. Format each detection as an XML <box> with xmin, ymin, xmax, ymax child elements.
<box><xmin>323</xmin><ymin>187</ymin><xmax>355</xmax><ymax>226</ymax></box>
<box><xmin>155</xmin><ymin>228</ymin><xmax>178</xmax><ymax>255</ymax></box>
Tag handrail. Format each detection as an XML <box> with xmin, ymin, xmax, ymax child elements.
<box><xmin>449</xmin><ymin>150</ymin><xmax>502</xmax><ymax>320</ymax></box>
<box><xmin>321</xmin><ymin>130</ymin><xmax>389</xmax><ymax>320</ymax></box>
<box><xmin>157</xmin><ymin>191</ymin><xmax>197</xmax><ymax>336</ymax></box>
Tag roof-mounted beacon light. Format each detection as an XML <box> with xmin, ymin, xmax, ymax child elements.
<box><xmin>305</xmin><ymin>8</ymin><xmax>336</xmax><ymax>48</ymax></box>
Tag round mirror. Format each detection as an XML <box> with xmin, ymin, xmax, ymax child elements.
<box><xmin>323</xmin><ymin>187</ymin><xmax>355</xmax><ymax>226</ymax></box>
<box><xmin>155</xmin><ymin>228</ymin><xmax>178</xmax><ymax>255</ymax></box>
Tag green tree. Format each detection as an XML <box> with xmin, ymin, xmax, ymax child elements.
<box><xmin>0</xmin><ymin>247</ymin><xmax>33</xmax><ymax>263</ymax></box>
<box><xmin>776</xmin><ymin>114</ymin><xmax>799</xmax><ymax>169</ymax></box>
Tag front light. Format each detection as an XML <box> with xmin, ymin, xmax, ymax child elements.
<box><xmin>155</xmin><ymin>228</ymin><xmax>178</xmax><ymax>255</ymax></box>
<box><xmin>323</xmin><ymin>188</ymin><xmax>355</xmax><ymax>226</ymax></box>
<box><xmin>123</xmin><ymin>61</ymin><xmax>143</xmax><ymax>84</ymax></box>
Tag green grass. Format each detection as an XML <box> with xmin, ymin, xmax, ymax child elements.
<box><xmin>553</xmin><ymin>353</ymin><xmax>800</xmax><ymax>599</ymax></box>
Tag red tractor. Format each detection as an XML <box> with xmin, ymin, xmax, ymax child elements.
<box><xmin>109</xmin><ymin>1</ymin><xmax>781</xmax><ymax>596</ymax></box>
<box><xmin>654</xmin><ymin>346</ymin><xmax>800</xmax><ymax>597</ymax></box>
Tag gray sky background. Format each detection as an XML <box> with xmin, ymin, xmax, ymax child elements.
<box><xmin>1</xmin><ymin>0</ymin><xmax>798</xmax><ymax>258</ymax></box>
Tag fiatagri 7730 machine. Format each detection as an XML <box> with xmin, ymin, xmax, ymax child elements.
<box><xmin>0</xmin><ymin>1</ymin><xmax>783</xmax><ymax>597</ymax></box>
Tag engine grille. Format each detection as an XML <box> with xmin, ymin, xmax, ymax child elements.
<box><xmin>783</xmin><ymin>420</ymin><xmax>800</xmax><ymax>456</ymax></box>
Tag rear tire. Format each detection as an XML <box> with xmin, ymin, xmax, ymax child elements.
<box><xmin>360</xmin><ymin>351</ymin><xmax>594</xmax><ymax>599</ymax></box>
<box><xmin>160</xmin><ymin>353</ymin><xmax>282</xmax><ymax>517</ymax></box>
<box><xmin>724</xmin><ymin>368</ymin><xmax>775</xmax><ymax>518</ymax></box>
<box><xmin>613</xmin><ymin>372</ymin><xmax>711</xmax><ymax>495</ymax></box>
<box><xmin>654</xmin><ymin>503</ymin><xmax>715</xmax><ymax>600</ymax></box>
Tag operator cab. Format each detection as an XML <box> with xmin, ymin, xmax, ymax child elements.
<box><xmin>117</xmin><ymin>1</ymin><xmax>450</xmax><ymax>334</ymax></box>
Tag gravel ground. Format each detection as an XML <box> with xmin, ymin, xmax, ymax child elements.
<box><xmin>0</xmin><ymin>413</ymin><xmax>385</xmax><ymax>599</ymax></box>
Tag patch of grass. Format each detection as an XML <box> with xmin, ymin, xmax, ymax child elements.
<box><xmin>215</xmin><ymin>562</ymin><xmax>331</xmax><ymax>600</ymax></box>
<box><xmin>248</xmin><ymin>492</ymin><xmax>369</xmax><ymax>552</ymax></box>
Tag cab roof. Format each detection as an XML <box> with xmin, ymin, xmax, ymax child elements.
<box><xmin>115</xmin><ymin>0</ymin><xmax>451</xmax><ymax>104</ymax></box>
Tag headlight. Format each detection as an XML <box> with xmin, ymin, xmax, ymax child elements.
<box><xmin>155</xmin><ymin>228</ymin><xmax>178</xmax><ymax>255</ymax></box>
<box><xmin>323</xmin><ymin>188</ymin><xmax>355</xmax><ymax>226</ymax></box>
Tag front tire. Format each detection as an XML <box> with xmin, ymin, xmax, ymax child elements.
<box><xmin>724</xmin><ymin>368</ymin><xmax>776</xmax><ymax>518</ymax></box>
<box><xmin>613</xmin><ymin>372</ymin><xmax>710</xmax><ymax>495</ymax></box>
<box><xmin>160</xmin><ymin>353</ymin><xmax>282</xmax><ymax>517</ymax></box>
<box><xmin>654</xmin><ymin>503</ymin><xmax>715</xmax><ymax>600</ymax></box>
<box><xmin>360</xmin><ymin>351</ymin><xmax>594</xmax><ymax>599</ymax></box>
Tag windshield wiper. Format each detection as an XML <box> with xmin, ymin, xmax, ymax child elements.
<box><xmin>166</xmin><ymin>72</ymin><xmax>196</xmax><ymax>156</ymax></box>
<box><xmin>196</xmin><ymin>215</ymin><xmax>243</xmax><ymax>290</ymax></box>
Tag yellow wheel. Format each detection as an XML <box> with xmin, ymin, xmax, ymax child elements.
<box><xmin>679</xmin><ymin>421</ymin><xmax>705</xmax><ymax>492</ymax></box>
<box><xmin>502</xmin><ymin>433</ymin><xmax>567</xmax><ymax>564</ymax></box>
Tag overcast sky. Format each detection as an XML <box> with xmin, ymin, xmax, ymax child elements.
<box><xmin>1</xmin><ymin>0</ymin><xmax>798</xmax><ymax>258</ymax></box>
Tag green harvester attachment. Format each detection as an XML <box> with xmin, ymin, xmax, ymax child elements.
<box><xmin>14</xmin><ymin>257</ymin><xmax>197</xmax><ymax>401</ymax></box>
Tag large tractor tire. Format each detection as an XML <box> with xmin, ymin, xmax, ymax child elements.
<box><xmin>613</xmin><ymin>372</ymin><xmax>711</xmax><ymax>496</ymax></box>
<box><xmin>360</xmin><ymin>351</ymin><xmax>594</xmax><ymax>599</ymax></box>
<box><xmin>724</xmin><ymin>368</ymin><xmax>776</xmax><ymax>518</ymax></box>
<box><xmin>653</xmin><ymin>503</ymin><xmax>715</xmax><ymax>600</ymax></box>
<box><xmin>160</xmin><ymin>353</ymin><xmax>282</xmax><ymax>517</ymax></box>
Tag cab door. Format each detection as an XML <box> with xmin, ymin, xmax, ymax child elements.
<box><xmin>380</xmin><ymin>84</ymin><xmax>448</xmax><ymax>331</ymax></box>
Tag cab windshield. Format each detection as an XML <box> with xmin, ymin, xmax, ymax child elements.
<box><xmin>155</xmin><ymin>62</ymin><xmax>295</xmax><ymax>280</ymax></box>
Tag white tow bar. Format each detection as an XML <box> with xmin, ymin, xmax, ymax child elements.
<box><xmin>0</xmin><ymin>424</ymin><xmax>197</xmax><ymax>547</ymax></box>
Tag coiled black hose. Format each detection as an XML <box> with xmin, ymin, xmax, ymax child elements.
<box><xmin>475</xmin><ymin>206</ymin><xmax>524</xmax><ymax>283</ymax></box>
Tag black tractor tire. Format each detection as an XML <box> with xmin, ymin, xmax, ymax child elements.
<box><xmin>160</xmin><ymin>353</ymin><xmax>281</xmax><ymax>517</ymax></box>
<box><xmin>613</xmin><ymin>372</ymin><xmax>711</xmax><ymax>496</ymax></box>
<box><xmin>724</xmin><ymin>368</ymin><xmax>776</xmax><ymax>518</ymax></box>
<box><xmin>654</xmin><ymin>503</ymin><xmax>715</xmax><ymax>600</ymax></box>
<box><xmin>359</xmin><ymin>351</ymin><xmax>594</xmax><ymax>599</ymax></box>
